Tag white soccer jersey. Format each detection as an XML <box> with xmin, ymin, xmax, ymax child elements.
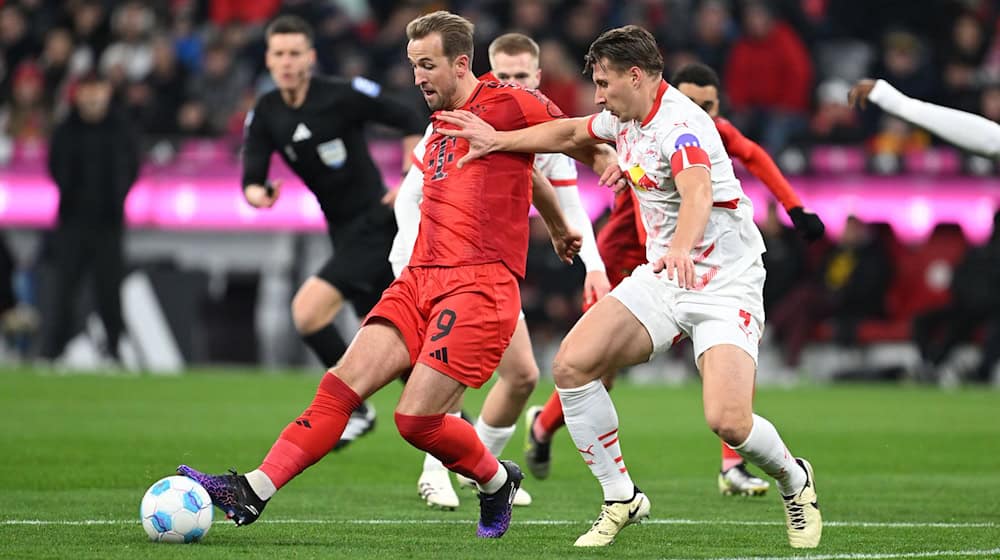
<box><xmin>390</xmin><ymin>124</ymin><xmax>605</xmax><ymax>276</ymax></box>
<box><xmin>587</xmin><ymin>80</ymin><xmax>766</xmax><ymax>291</ymax></box>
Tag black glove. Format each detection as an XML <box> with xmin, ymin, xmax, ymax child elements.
<box><xmin>788</xmin><ymin>206</ymin><xmax>825</xmax><ymax>241</ymax></box>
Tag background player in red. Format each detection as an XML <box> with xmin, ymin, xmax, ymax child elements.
<box><xmin>524</xmin><ymin>62</ymin><xmax>826</xmax><ymax>497</ymax></box>
<box><xmin>176</xmin><ymin>11</ymin><xmax>592</xmax><ymax>540</ymax></box>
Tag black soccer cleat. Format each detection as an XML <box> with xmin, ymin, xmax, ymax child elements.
<box><xmin>476</xmin><ymin>460</ymin><xmax>524</xmax><ymax>538</ymax></box>
<box><xmin>177</xmin><ymin>465</ymin><xmax>269</xmax><ymax>526</ymax></box>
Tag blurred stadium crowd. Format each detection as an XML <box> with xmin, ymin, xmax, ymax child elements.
<box><xmin>1</xmin><ymin>0</ymin><xmax>998</xmax><ymax>383</ymax></box>
<box><xmin>2</xmin><ymin>0</ymin><xmax>1000</xmax><ymax>157</ymax></box>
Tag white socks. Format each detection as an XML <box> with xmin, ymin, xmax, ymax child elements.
<box><xmin>558</xmin><ymin>380</ymin><xmax>635</xmax><ymax>501</ymax></box>
<box><xmin>732</xmin><ymin>413</ymin><xmax>807</xmax><ymax>496</ymax></box>
<box><xmin>245</xmin><ymin>469</ymin><xmax>277</xmax><ymax>501</ymax></box>
<box><xmin>474</xmin><ymin>417</ymin><xmax>516</xmax><ymax>458</ymax></box>
<box><xmin>423</xmin><ymin>412</ymin><xmax>463</xmax><ymax>472</ymax></box>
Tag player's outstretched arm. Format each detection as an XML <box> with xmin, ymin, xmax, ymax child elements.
<box><xmin>531</xmin><ymin>168</ymin><xmax>582</xmax><ymax>265</ymax></box>
<box><xmin>850</xmin><ymin>78</ymin><xmax>1000</xmax><ymax>159</ymax></box>
<box><xmin>651</xmin><ymin>167</ymin><xmax>712</xmax><ymax>289</ymax></box>
<box><xmin>435</xmin><ymin>111</ymin><xmax>598</xmax><ymax>167</ymax></box>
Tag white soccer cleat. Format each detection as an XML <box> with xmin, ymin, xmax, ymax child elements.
<box><xmin>718</xmin><ymin>463</ymin><xmax>770</xmax><ymax>496</ymax></box>
<box><xmin>574</xmin><ymin>490</ymin><xmax>650</xmax><ymax>547</ymax></box>
<box><xmin>417</xmin><ymin>469</ymin><xmax>459</xmax><ymax>510</ymax></box>
<box><xmin>783</xmin><ymin>458</ymin><xmax>822</xmax><ymax>548</ymax></box>
<box><xmin>457</xmin><ymin>472</ymin><xmax>532</xmax><ymax>506</ymax></box>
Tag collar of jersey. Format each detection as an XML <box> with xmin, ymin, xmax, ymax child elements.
<box><xmin>640</xmin><ymin>80</ymin><xmax>669</xmax><ymax>128</ymax></box>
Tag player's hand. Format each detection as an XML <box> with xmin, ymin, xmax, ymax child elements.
<box><xmin>652</xmin><ymin>248</ymin><xmax>696</xmax><ymax>289</ymax></box>
<box><xmin>848</xmin><ymin>79</ymin><xmax>876</xmax><ymax>109</ymax></box>
<box><xmin>434</xmin><ymin>110</ymin><xmax>497</xmax><ymax>167</ymax></box>
<box><xmin>551</xmin><ymin>228</ymin><xmax>583</xmax><ymax>265</ymax></box>
<box><xmin>583</xmin><ymin>270</ymin><xmax>612</xmax><ymax>309</ymax></box>
<box><xmin>381</xmin><ymin>188</ymin><xmax>399</xmax><ymax>207</ymax></box>
<box><xmin>245</xmin><ymin>181</ymin><xmax>281</xmax><ymax>208</ymax></box>
<box><xmin>788</xmin><ymin>206</ymin><xmax>826</xmax><ymax>241</ymax></box>
<box><xmin>599</xmin><ymin>164</ymin><xmax>629</xmax><ymax>194</ymax></box>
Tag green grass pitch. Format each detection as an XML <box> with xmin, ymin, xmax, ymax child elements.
<box><xmin>1</xmin><ymin>367</ymin><xmax>998</xmax><ymax>559</ymax></box>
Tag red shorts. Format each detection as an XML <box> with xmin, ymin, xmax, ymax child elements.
<box><xmin>364</xmin><ymin>262</ymin><xmax>520</xmax><ymax>388</ymax></box>
<box><xmin>599</xmin><ymin>245</ymin><xmax>647</xmax><ymax>289</ymax></box>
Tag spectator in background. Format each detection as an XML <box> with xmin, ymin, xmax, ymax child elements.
<box><xmin>537</xmin><ymin>39</ymin><xmax>584</xmax><ymax>116</ymax></box>
<box><xmin>99</xmin><ymin>1</ymin><xmax>155</xmax><ymax>85</ymax></box>
<box><xmin>688</xmin><ymin>0</ymin><xmax>736</xmax><ymax>72</ymax></box>
<box><xmin>768</xmin><ymin>216</ymin><xmax>891</xmax><ymax>368</ymax></box>
<box><xmin>186</xmin><ymin>41</ymin><xmax>251</xmax><ymax>134</ymax></box>
<box><xmin>912</xmin><ymin>210</ymin><xmax>1000</xmax><ymax>384</ymax></box>
<box><xmin>136</xmin><ymin>34</ymin><xmax>188</xmax><ymax>137</ymax></box>
<box><xmin>41</xmin><ymin>72</ymin><xmax>139</xmax><ymax>364</ymax></box>
<box><xmin>1</xmin><ymin>61</ymin><xmax>50</xmax><ymax>142</ymax></box>
<box><xmin>1</xmin><ymin>4</ymin><xmax>36</xmax><ymax>96</ymax></box>
<box><xmin>942</xmin><ymin>12</ymin><xmax>989</xmax><ymax>114</ymax></box>
<box><xmin>724</xmin><ymin>0</ymin><xmax>813</xmax><ymax>155</ymax></box>
<box><xmin>209</xmin><ymin>0</ymin><xmax>280</xmax><ymax>25</ymax></box>
<box><xmin>810</xmin><ymin>79</ymin><xmax>866</xmax><ymax>145</ymax></box>
<box><xmin>38</xmin><ymin>27</ymin><xmax>76</xmax><ymax>109</ymax></box>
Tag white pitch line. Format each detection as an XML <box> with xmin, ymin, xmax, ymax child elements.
<box><xmin>1</xmin><ymin>518</ymin><xmax>996</xmax><ymax>529</ymax></box>
<box><xmin>698</xmin><ymin>548</ymin><xmax>1000</xmax><ymax>560</ymax></box>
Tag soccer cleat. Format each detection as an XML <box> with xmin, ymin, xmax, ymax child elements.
<box><xmin>783</xmin><ymin>458</ymin><xmax>822</xmax><ymax>548</ymax></box>
<box><xmin>456</xmin><ymin>472</ymin><xmax>533</xmax><ymax>506</ymax></box>
<box><xmin>574</xmin><ymin>488</ymin><xmax>650</xmax><ymax>547</ymax></box>
<box><xmin>476</xmin><ymin>460</ymin><xmax>523</xmax><ymax>538</ymax></box>
<box><xmin>523</xmin><ymin>406</ymin><xmax>552</xmax><ymax>479</ymax></box>
<box><xmin>718</xmin><ymin>463</ymin><xmax>771</xmax><ymax>496</ymax></box>
<box><xmin>333</xmin><ymin>401</ymin><xmax>376</xmax><ymax>451</ymax></box>
<box><xmin>176</xmin><ymin>465</ymin><xmax>268</xmax><ymax>526</ymax></box>
<box><xmin>417</xmin><ymin>469</ymin><xmax>460</xmax><ymax>510</ymax></box>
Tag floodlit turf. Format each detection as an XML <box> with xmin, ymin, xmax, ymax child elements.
<box><xmin>1</xmin><ymin>367</ymin><xmax>998</xmax><ymax>559</ymax></box>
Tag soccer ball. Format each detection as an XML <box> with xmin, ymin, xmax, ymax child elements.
<box><xmin>140</xmin><ymin>475</ymin><xmax>214</xmax><ymax>543</ymax></box>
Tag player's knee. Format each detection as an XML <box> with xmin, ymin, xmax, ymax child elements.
<box><xmin>394</xmin><ymin>412</ymin><xmax>444</xmax><ymax>451</ymax></box>
<box><xmin>502</xmin><ymin>361</ymin><xmax>539</xmax><ymax>397</ymax></box>
<box><xmin>552</xmin><ymin>347</ymin><xmax>591</xmax><ymax>389</ymax></box>
<box><xmin>291</xmin><ymin>288</ymin><xmax>343</xmax><ymax>334</ymax></box>
<box><xmin>704</xmin><ymin>407</ymin><xmax>752</xmax><ymax>446</ymax></box>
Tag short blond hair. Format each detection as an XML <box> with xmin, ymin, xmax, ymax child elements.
<box><xmin>488</xmin><ymin>33</ymin><xmax>540</xmax><ymax>67</ymax></box>
<box><xmin>406</xmin><ymin>11</ymin><xmax>474</xmax><ymax>63</ymax></box>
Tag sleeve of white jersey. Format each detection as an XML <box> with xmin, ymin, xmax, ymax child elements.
<box><xmin>868</xmin><ymin>79</ymin><xmax>1000</xmax><ymax>159</ymax></box>
<box><xmin>388</xmin><ymin>124</ymin><xmax>433</xmax><ymax>277</ymax></box>
<box><xmin>586</xmin><ymin>110</ymin><xmax>618</xmax><ymax>142</ymax></box>
<box><xmin>662</xmin><ymin>124</ymin><xmax>712</xmax><ymax>176</ymax></box>
<box><xmin>542</xmin><ymin>155</ymin><xmax>605</xmax><ymax>272</ymax></box>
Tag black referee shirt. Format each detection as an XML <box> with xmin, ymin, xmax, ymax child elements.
<box><xmin>242</xmin><ymin>75</ymin><xmax>426</xmax><ymax>225</ymax></box>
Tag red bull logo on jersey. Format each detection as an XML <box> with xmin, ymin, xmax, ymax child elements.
<box><xmin>627</xmin><ymin>164</ymin><xmax>659</xmax><ymax>191</ymax></box>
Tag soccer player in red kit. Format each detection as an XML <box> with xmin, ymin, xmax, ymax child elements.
<box><xmin>524</xmin><ymin>62</ymin><xmax>825</xmax><ymax>497</ymax></box>
<box><xmin>176</xmin><ymin>11</ymin><xmax>589</xmax><ymax>539</ymax></box>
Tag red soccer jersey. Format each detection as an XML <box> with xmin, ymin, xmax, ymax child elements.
<box><xmin>410</xmin><ymin>80</ymin><xmax>564</xmax><ymax>278</ymax></box>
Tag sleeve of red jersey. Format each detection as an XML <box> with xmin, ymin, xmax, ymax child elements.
<box><xmin>665</xmin><ymin>126</ymin><xmax>712</xmax><ymax>175</ymax></box>
<box><xmin>716</xmin><ymin>118</ymin><xmax>802</xmax><ymax>210</ymax></box>
<box><xmin>512</xmin><ymin>88</ymin><xmax>567</xmax><ymax>128</ymax></box>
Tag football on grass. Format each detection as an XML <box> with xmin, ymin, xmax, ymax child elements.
<box><xmin>140</xmin><ymin>475</ymin><xmax>213</xmax><ymax>543</ymax></box>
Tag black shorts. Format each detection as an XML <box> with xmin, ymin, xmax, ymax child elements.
<box><xmin>317</xmin><ymin>203</ymin><xmax>397</xmax><ymax>316</ymax></box>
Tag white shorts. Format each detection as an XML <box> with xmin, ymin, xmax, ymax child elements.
<box><xmin>609</xmin><ymin>260</ymin><xmax>766</xmax><ymax>365</ymax></box>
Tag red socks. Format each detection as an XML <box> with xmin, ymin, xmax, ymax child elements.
<box><xmin>535</xmin><ymin>390</ymin><xmax>566</xmax><ymax>438</ymax></box>
<box><xmin>395</xmin><ymin>412</ymin><xmax>500</xmax><ymax>483</ymax></box>
<box><xmin>260</xmin><ymin>373</ymin><xmax>361</xmax><ymax>489</ymax></box>
<box><xmin>722</xmin><ymin>440</ymin><xmax>744</xmax><ymax>471</ymax></box>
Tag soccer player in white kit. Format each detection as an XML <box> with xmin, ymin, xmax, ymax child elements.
<box><xmin>390</xmin><ymin>33</ymin><xmax>611</xmax><ymax>510</ymax></box>
<box><xmin>437</xmin><ymin>25</ymin><xmax>822</xmax><ymax>549</ymax></box>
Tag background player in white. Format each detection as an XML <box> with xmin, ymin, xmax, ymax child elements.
<box><xmin>437</xmin><ymin>25</ymin><xmax>822</xmax><ymax>549</ymax></box>
<box><xmin>390</xmin><ymin>32</ymin><xmax>611</xmax><ymax>510</ymax></box>
<box><xmin>849</xmin><ymin>78</ymin><xmax>1000</xmax><ymax>159</ymax></box>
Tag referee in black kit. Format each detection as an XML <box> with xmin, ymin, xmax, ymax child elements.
<box><xmin>242</xmin><ymin>15</ymin><xmax>424</xmax><ymax>447</ymax></box>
